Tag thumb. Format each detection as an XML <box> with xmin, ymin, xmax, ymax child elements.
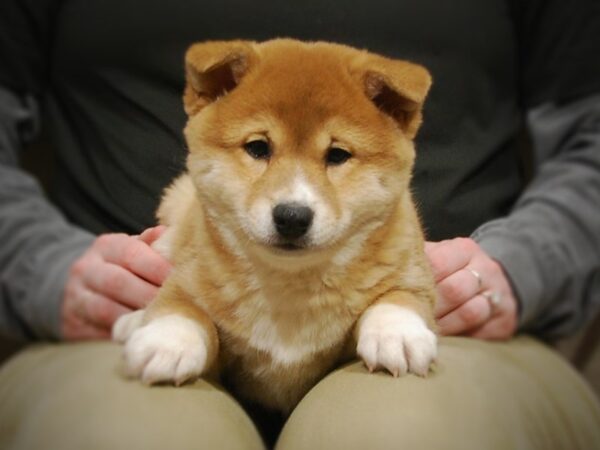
<box><xmin>138</xmin><ymin>225</ymin><xmax>168</xmax><ymax>246</ymax></box>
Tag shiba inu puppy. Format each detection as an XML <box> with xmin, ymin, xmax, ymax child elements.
<box><xmin>113</xmin><ymin>39</ymin><xmax>437</xmax><ymax>413</ymax></box>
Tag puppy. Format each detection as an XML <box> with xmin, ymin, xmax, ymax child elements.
<box><xmin>113</xmin><ymin>39</ymin><xmax>437</xmax><ymax>414</ymax></box>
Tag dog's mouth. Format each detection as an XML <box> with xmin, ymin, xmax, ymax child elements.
<box><xmin>250</xmin><ymin>235</ymin><xmax>333</xmax><ymax>266</ymax></box>
<box><xmin>267</xmin><ymin>237</ymin><xmax>313</xmax><ymax>254</ymax></box>
<box><xmin>273</xmin><ymin>242</ymin><xmax>305</xmax><ymax>251</ymax></box>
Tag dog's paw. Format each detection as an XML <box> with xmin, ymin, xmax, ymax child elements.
<box><xmin>122</xmin><ymin>314</ymin><xmax>209</xmax><ymax>385</ymax></box>
<box><xmin>357</xmin><ymin>304</ymin><xmax>437</xmax><ymax>377</ymax></box>
<box><xmin>112</xmin><ymin>310</ymin><xmax>146</xmax><ymax>343</ymax></box>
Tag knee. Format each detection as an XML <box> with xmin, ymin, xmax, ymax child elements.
<box><xmin>0</xmin><ymin>343</ymin><xmax>265</xmax><ymax>450</ymax></box>
<box><xmin>277</xmin><ymin>338</ymin><xmax>600</xmax><ymax>450</ymax></box>
<box><xmin>277</xmin><ymin>361</ymin><xmax>452</xmax><ymax>450</ymax></box>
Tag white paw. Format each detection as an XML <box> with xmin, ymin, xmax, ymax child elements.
<box><xmin>112</xmin><ymin>310</ymin><xmax>146</xmax><ymax>343</ymax></box>
<box><xmin>357</xmin><ymin>304</ymin><xmax>437</xmax><ymax>377</ymax></box>
<box><xmin>122</xmin><ymin>314</ymin><xmax>209</xmax><ymax>385</ymax></box>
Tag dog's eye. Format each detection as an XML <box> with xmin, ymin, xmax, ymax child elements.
<box><xmin>244</xmin><ymin>140</ymin><xmax>271</xmax><ymax>160</ymax></box>
<box><xmin>326</xmin><ymin>147</ymin><xmax>352</xmax><ymax>166</ymax></box>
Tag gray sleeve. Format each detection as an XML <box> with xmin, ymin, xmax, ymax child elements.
<box><xmin>0</xmin><ymin>86</ymin><xmax>95</xmax><ymax>341</ymax></box>
<box><xmin>471</xmin><ymin>94</ymin><xmax>600</xmax><ymax>339</ymax></box>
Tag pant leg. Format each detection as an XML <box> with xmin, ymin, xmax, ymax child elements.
<box><xmin>277</xmin><ymin>336</ymin><xmax>600</xmax><ymax>450</ymax></box>
<box><xmin>0</xmin><ymin>342</ymin><xmax>265</xmax><ymax>450</ymax></box>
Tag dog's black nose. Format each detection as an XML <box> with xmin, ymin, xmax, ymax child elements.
<box><xmin>272</xmin><ymin>203</ymin><xmax>314</xmax><ymax>240</ymax></box>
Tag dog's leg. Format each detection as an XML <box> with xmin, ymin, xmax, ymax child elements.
<box><xmin>356</xmin><ymin>292</ymin><xmax>437</xmax><ymax>377</ymax></box>
<box><xmin>119</xmin><ymin>280</ymin><xmax>218</xmax><ymax>386</ymax></box>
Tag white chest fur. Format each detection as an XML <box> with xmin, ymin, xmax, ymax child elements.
<box><xmin>218</xmin><ymin>275</ymin><xmax>357</xmax><ymax>367</ymax></box>
<box><xmin>244</xmin><ymin>303</ymin><xmax>351</xmax><ymax>365</ymax></box>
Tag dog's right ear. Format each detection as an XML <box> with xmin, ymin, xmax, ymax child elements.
<box><xmin>184</xmin><ymin>41</ymin><xmax>258</xmax><ymax>116</ymax></box>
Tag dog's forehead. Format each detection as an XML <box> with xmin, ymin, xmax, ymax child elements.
<box><xmin>231</xmin><ymin>45</ymin><xmax>375</xmax><ymax>138</ymax></box>
<box><xmin>199</xmin><ymin>41</ymin><xmax>400</xmax><ymax>150</ymax></box>
<box><xmin>258</xmin><ymin>43</ymin><xmax>348</xmax><ymax>76</ymax></box>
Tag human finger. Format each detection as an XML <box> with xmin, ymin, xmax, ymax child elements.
<box><xmin>467</xmin><ymin>294</ymin><xmax>518</xmax><ymax>340</ymax></box>
<box><xmin>468</xmin><ymin>314</ymin><xmax>513</xmax><ymax>340</ymax></box>
<box><xmin>437</xmin><ymin>294</ymin><xmax>492</xmax><ymax>336</ymax></box>
<box><xmin>82</xmin><ymin>261</ymin><xmax>159</xmax><ymax>309</ymax></box>
<box><xmin>79</xmin><ymin>290</ymin><xmax>133</xmax><ymax>329</ymax></box>
<box><xmin>62</xmin><ymin>313</ymin><xmax>112</xmax><ymax>341</ymax></box>
<box><xmin>434</xmin><ymin>267</ymin><xmax>483</xmax><ymax>318</ymax></box>
<box><xmin>425</xmin><ymin>238</ymin><xmax>476</xmax><ymax>282</ymax></box>
<box><xmin>138</xmin><ymin>225</ymin><xmax>168</xmax><ymax>246</ymax></box>
<box><xmin>94</xmin><ymin>234</ymin><xmax>171</xmax><ymax>286</ymax></box>
<box><xmin>424</xmin><ymin>241</ymin><xmax>445</xmax><ymax>253</ymax></box>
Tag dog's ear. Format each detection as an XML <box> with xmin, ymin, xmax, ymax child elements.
<box><xmin>184</xmin><ymin>41</ymin><xmax>258</xmax><ymax>116</ymax></box>
<box><xmin>357</xmin><ymin>56</ymin><xmax>432</xmax><ymax>139</ymax></box>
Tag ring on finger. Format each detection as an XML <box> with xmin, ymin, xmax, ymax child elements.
<box><xmin>482</xmin><ymin>290</ymin><xmax>502</xmax><ymax>314</ymax></box>
<box><xmin>466</xmin><ymin>268</ymin><xmax>483</xmax><ymax>291</ymax></box>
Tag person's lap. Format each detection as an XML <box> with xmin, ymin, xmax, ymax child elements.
<box><xmin>0</xmin><ymin>342</ymin><xmax>265</xmax><ymax>450</ymax></box>
<box><xmin>279</xmin><ymin>336</ymin><xmax>600</xmax><ymax>449</ymax></box>
<box><xmin>1</xmin><ymin>337</ymin><xmax>599</xmax><ymax>450</ymax></box>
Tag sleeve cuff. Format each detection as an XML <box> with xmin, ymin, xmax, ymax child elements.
<box><xmin>21</xmin><ymin>231</ymin><xmax>94</xmax><ymax>340</ymax></box>
<box><xmin>471</xmin><ymin>219</ymin><xmax>546</xmax><ymax>330</ymax></box>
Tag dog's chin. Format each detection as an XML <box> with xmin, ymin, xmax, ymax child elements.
<box><xmin>249</xmin><ymin>238</ymin><xmax>330</xmax><ymax>270</ymax></box>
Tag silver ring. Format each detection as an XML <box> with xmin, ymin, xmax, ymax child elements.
<box><xmin>466</xmin><ymin>268</ymin><xmax>483</xmax><ymax>291</ymax></box>
<box><xmin>482</xmin><ymin>291</ymin><xmax>502</xmax><ymax>312</ymax></box>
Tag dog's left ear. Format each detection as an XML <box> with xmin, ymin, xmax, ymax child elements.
<box><xmin>357</xmin><ymin>56</ymin><xmax>432</xmax><ymax>139</ymax></box>
<box><xmin>184</xmin><ymin>41</ymin><xmax>258</xmax><ymax>116</ymax></box>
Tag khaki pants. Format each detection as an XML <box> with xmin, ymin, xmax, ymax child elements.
<box><xmin>1</xmin><ymin>336</ymin><xmax>599</xmax><ymax>450</ymax></box>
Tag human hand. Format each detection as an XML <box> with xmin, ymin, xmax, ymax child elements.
<box><xmin>425</xmin><ymin>238</ymin><xmax>518</xmax><ymax>340</ymax></box>
<box><xmin>61</xmin><ymin>226</ymin><xmax>171</xmax><ymax>340</ymax></box>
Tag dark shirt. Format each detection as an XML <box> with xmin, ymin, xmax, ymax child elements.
<box><xmin>0</xmin><ymin>0</ymin><xmax>595</xmax><ymax>238</ymax></box>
